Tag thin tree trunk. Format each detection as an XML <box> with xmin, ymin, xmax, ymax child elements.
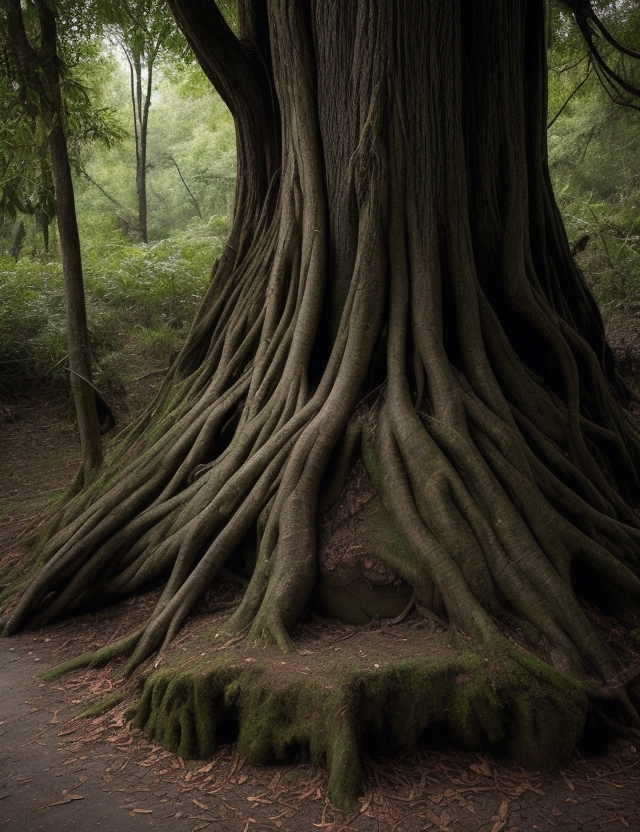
<box><xmin>5</xmin><ymin>0</ymin><xmax>102</xmax><ymax>483</ymax></box>
<box><xmin>131</xmin><ymin>49</ymin><xmax>148</xmax><ymax>243</ymax></box>
<box><xmin>128</xmin><ymin>38</ymin><xmax>159</xmax><ymax>244</ymax></box>
<box><xmin>48</xmin><ymin>120</ymin><xmax>103</xmax><ymax>478</ymax></box>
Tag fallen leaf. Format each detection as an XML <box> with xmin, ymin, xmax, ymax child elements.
<box><xmin>38</xmin><ymin>794</ymin><xmax>84</xmax><ymax>810</ymax></box>
<box><xmin>359</xmin><ymin>795</ymin><xmax>372</xmax><ymax>813</ymax></box>
<box><xmin>193</xmin><ymin>799</ymin><xmax>209</xmax><ymax>811</ymax></box>
<box><xmin>561</xmin><ymin>772</ymin><xmax>575</xmax><ymax>791</ymax></box>
<box><xmin>131</xmin><ymin>808</ymin><xmax>153</xmax><ymax>814</ymax></box>
<box><xmin>470</xmin><ymin>760</ymin><xmax>492</xmax><ymax>777</ymax></box>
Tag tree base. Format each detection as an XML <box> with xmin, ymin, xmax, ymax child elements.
<box><xmin>130</xmin><ymin>616</ymin><xmax>587</xmax><ymax>810</ymax></box>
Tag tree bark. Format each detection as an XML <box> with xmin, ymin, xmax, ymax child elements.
<box><xmin>6</xmin><ymin>0</ymin><xmax>640</xmax><ymax>738</ymax></box>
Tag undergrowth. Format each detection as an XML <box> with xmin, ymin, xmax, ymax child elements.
<box><xmin>556</xmin><ymin>187</ymin><xmax>640</xmax><ymax>322</ymax></box>
<box><xmin>0</xmin><ymin>216</ymin><xmax>228</xmax><ymax>400</ymax></box>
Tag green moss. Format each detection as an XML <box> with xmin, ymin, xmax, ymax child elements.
<box><xmin>131</xmin><ymin>642</ymin><xmax>588</xmax><ymax>810</ymax></box>
<box><xmin>327</xmin><ymin>715</ymin><xmax>363</xmax><ymax>809</ymax></box>
<box><xmin>0</xmin><ymin>578</ymin><xmax>29</xmax><ymax>613</ymax></box>
<box><xmin>39</xmin><ymin>631</ymin><xmax>139</xmax><ymax>680</ymax></box>
<box><xmin>76</xmin><ymin>693</ymin><xmax>124</xmax><ymax>718</ymax></box>
<box><xmin>496</xmin><ymin>650</ymin><xmax>587</xmax><ymax>769</ymax></box>
<box><xmin>40</xmin><ymin>653</ymin><xmax>97</xmax><ymax>680</ymax></box>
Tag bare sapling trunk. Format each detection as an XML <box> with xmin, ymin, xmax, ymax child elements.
<box><xmin>132</xmin><ymin>47</ymin><xmax>150</xmax><ymax>243</ymax></box>
<box><xmin>124</xmin><ymin>31</ymin><xmax>163</xmax><ymax>244</ymax></box>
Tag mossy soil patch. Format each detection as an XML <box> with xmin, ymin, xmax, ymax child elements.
<box><xmin>133</xmin><ymin>614</ymin><xmax>587</xmax><ymax>809</ymax></box>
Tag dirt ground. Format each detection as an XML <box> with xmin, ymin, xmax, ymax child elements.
<box><xmin>2</xmin><ymin>359</ymin><xmax>640</xmax><ymax>832</ymax></box>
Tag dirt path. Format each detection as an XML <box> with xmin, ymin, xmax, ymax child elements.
<box><xmin>2</xmin><ymin>394</ymin><xmax>640</xmax><ymax>831</ymax></box>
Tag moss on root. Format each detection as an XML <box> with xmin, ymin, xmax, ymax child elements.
<box><xmin>75</xmin><ymin>693</ymin><xmax>124</xmax><ymax>718</ymax></box>
<box><xmin>131</xmin><ymin>631</ymin><xmax>587</xmax><ymax>809</ymax></box>
<box><xmin>39</xmin><ymin>631</ymin><xmax>140</xmax><ymax>681</ymax></box>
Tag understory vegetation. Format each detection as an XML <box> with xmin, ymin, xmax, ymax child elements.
<box><xmin>0</xmin><ymin>219</ymin><xmax>229</xmax><ymax>399</ymax></box>
<box><xmin>0</xmin><ymin>64</ymin><xmax>234</xmax><ymax>401</ymax></box>
<box><xmin>548</xmin><ymin>7</ymin><xmax>640</xmax><ymax>322</ymax></box>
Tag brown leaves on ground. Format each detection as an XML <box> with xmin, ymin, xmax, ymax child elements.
<box><xmin>32</xmin><ymin>601</ymin><xmax>640</xmax><ymax>831</ymax></box>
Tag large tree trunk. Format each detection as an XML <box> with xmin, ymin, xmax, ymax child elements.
<box><xmin>6</xmin><ymin>0</ymin><xmax>640</xmax><ymax>795</ymax></box>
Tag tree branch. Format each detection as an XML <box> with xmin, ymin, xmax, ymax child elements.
<box><xmin>561</xmin><ymin>0</ymin><xmax>640</xmax><ymax>110</ymax></box>
<box><xmin>167</xmin><ymin>0</ymin><xmax>280</xmax><ymax>232</ymax></box>
<box><xmin>548</xmin><ymin>57</ymin><xmax>593</xmax><ymax>129</ymax></box>
<box><xmin>168</xmin><ymin>156</ymin><xmax>202</xmax><ymax>218</ymax></box>
<box><xmin>167</xmin><ymin>0</ymin><xmax>263</xmax><ymax>120</ymax></box>
<box><xmin>78</xmin><ymin>167</ymin><xmax>132</xmax><ymax>214</ymax></box>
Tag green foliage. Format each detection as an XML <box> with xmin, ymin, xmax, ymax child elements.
<box><xmin>0</xmin><ymin>217</ymin><xmax>227</xmax><ymax>400</ymax></box>
<box><xmin>548</xmin><ymin>0</ymin><xmax>640</xmax><ymax>320</ymax></box>
<box><xmin>0</xmin><ymin>256</ymin><xmax>69</xmax><ymax>397</ymax></box>
<box><xmin>0</xmin><ymin>54</ymin><xmax>234</xmax><ymax>402</ymax></box>
<box><xmin>74</xmin><ymin>68</ymin><xmax>236</xmax><ymax>240</ymax></box>
<box><xmin>75</xmin><ymin>693</ymin><xmax>124</xmax><ymax>718</ymax></box>
<box><xmin>0</xmin><ymin>1</ymin><xmax>126</xmax><ymax>238</ymax></box>
<box><xmin>556</xmin><ymin>187</ymin><xmax>640</xmax><ymax>318</ymax></box>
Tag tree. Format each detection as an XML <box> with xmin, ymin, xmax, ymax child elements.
<box><xmin>1</xmin><ymin>2</ymin><xmax>127</xmax><ymax>254</ymax></box>
<box><xmin>6</xmin><ymin>0</ymin><xmax>640</xmax><ymax>806</ymax></box>
<box><xmin>106</xmin><ymin>0</ymin><xmax>183</xmax><ymax>242</ymax></box>
<box><xmin>3</xmin><ymin>0</ymin><xmax>103</xmax><ymax>482</ymax></box>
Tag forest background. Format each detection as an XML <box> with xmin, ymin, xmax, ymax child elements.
<box><xmin>0</xmin><ymin>0</ymin><xmax>639</xmax><ymax>433</ymax></box>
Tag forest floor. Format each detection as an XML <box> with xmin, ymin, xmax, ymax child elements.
<box><xmin>2</xmin><ymin>334</ymin><xmax>640</xmax><ymax>832</ymax></box>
